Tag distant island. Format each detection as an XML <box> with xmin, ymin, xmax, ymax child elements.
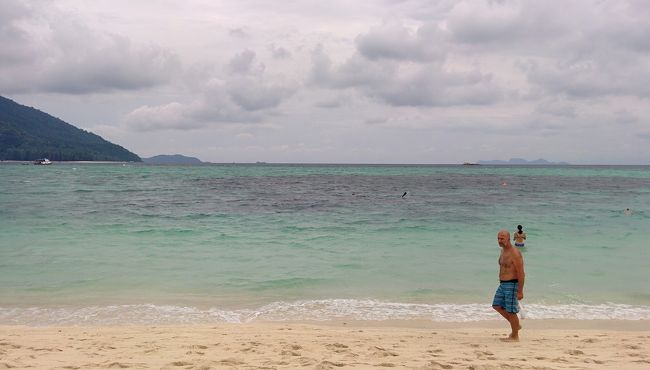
<box><xmin>142</xmin><ymin>154</ymin><xmax>205</xmax><ymax>165</ymax></box>
<box><xmin>0</xmin><ymin>95</ymin><xmax>140</xmax><ymax>162</ymax></box>
<box><xmin>476</xmin><ymin>158</ymin><xmax>570</xmax><ymax>165</ymax></box>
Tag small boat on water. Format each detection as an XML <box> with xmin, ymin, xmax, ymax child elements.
<box><xmin>33</xmin><ymin>158</ymin><xmax>52</xmax><ymax>165</ymax></box>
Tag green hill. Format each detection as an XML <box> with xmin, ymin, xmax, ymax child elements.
<box><xmin>0</xmin><ymin>96</ymin><xmax>141</xmax><ymax>162</ymax></box>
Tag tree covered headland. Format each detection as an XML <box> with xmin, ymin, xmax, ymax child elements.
<box><xmin>0</xmin><ymin>96</ymin><xmax>141</xmax><ymax>162</ymax></box>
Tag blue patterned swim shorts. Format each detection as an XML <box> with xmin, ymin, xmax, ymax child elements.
<box><xmin>492</xmin><ymin>280</ymin><xmax>520</xmax><ymax>313</ymax></box>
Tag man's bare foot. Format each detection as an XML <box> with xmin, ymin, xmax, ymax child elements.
<box><xmin>500</xmin><ymin>336</ymin><xmax>519</xmax><ymax>342</ymax></box>
<box><xmin>499</xmin><ymin>337</ymin><xmax>519</xmax><ymax>342</ymax></box>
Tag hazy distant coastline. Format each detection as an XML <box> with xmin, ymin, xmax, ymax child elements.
<box><xmin>142</xmin><ymin>154</ymin><xmax>205</xmax><ymax>165</ymax></box>
<box><xmin>476</xmin><ymin>158</ymin><xmax>570</xmax><ymax>165</ymax></box>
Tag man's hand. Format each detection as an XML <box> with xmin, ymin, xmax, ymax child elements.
<box><xmin>517</xmin><ymin>292</ymin><xmax>524</xmax><ymax>300</ymax></box>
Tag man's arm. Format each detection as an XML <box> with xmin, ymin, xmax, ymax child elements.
<box><xmin>515</xmin><ymin>252</ymin><xmax>525</xmax><ymax>300</ymax></box>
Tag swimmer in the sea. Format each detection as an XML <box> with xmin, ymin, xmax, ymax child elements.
<box><xmin>513</xmin><ymin>225</ymin><xmax>526</xmax><ymax>248</ymax></box>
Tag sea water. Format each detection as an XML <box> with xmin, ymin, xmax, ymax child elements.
<box><xmin>1</xmin><ymin>163</ymin><xmax>649</xmax><ymax>325</ymax></box>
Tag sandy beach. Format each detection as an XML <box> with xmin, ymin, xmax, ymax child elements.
<box><xmin>2</xmin><ymin>320</ymin><xmax>649</xmax><ymax>369</ymax></box>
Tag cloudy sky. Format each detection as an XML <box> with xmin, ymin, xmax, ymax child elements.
<box><xmin>2</xmin><ymin>0</ymin><xmax>650</xmax><ymax>164</ymax></box>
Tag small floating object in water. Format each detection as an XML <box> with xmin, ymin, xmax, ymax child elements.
<box><xmin>33</xmin><ymin>158</ymin><xmax>52</xmax><ymax>165</ymax></box>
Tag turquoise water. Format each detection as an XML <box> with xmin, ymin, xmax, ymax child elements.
<box><xmin>1</xmin><ymin>163</ymin><xmax>649</xmax><ymax>325</ymax></box>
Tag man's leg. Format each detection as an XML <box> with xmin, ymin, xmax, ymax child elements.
<box><xmin>493</xmin><ymin>305</ymin><xmax>509</xmax><ymax>319</ymax></box>
<box><xmin>493</xmin><ymin>305</ymin><xmax>520</xmax><ymax>341</ymax></box>
<box><xmin>504</xmin><ymin>312</ymin><xmax>520</xmax><ymax>340</ymax></box>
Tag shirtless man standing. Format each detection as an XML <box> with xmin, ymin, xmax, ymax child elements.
<box><xmin>492</xmin><ymin>230</ymin><xmax>525</xmax><ymax>341</ymax></box>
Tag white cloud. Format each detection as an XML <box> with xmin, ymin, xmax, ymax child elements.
<box><xmin>122</xmin><ymin>49</ymin><xmax>297</xmax><ymax>131</ymax></box>
<box><xmin>122</xmin><ymin>95</ymin><xmax>263</xmax><ymax>132</ymax></box>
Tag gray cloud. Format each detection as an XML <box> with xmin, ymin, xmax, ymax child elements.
<box><xmin>525</xmin><ymin>57</ymin><xmax>650</xmax><ymax>98</ymax></box>
<box><xmin>374</xmin><ymin>68</ymin><xmax>500</xmax><ymax>107</ymax></box>
<box><xmin>227</xmin><ymin>76</ymin><xmax>295</xmax><ymax>111</ymax></box>
<box><xmin>269</xmin><ymin>43</ymin><xmax>292</xmax><ymax>59</ymax></box>
<box><xmin>535</xmin><ymin>99</ymin><xmax>576</xmax><ymax>118</ymax></box>
<box><xmin>311</xmin><ymin>44</ymin><xmax>500</xmax><ymax>107</ymax></box>
<box><xmin>0</xmin><ymin>2</ymin><xmax>179</xmax><ymax>94</ymax></box>
<box><xmin>315</xmin><ymin>94</ymin><xmax>351</xmax><ymax>109</ymax></box>
<box><xmin>356</xmin><ymin>21</ymin><xmax>445</xmax><ymax>62</ymax></box>
<box><xmin>225</xmin><ymin>50</ymin><xmax>296</xmax><ymax>111</ymax></box>
<box><xmin>0</xmin><ymin>0</ymin><xmax>34</xmax><ymax>66</ymax></box>
<box><xmin>228</xmin><ymin>50</ymin><xmax>257</xmax><ymax>74</ymax></box>
<box><xmin>311</xmin><ymin>48</ymin><xmax>397</xmax><ymax>89</ymax></box>
<box><xmin>229</xmin><ymin>28</ymin><xmax>249</xmax><ymax>38</ymax></box>
<box><xmin>612</xmin><ymin>110</ymin><xmax>638</xmax><ymax>125</ymax></box>
<box><xmin>41</xmin><ymin>40</ymin><xmax>179</xmax><ymax>94</ymax></box>
<box><xmin>122</xmin><ymin>48</ymin><xmax>297</xmax><ymax>131</ymax></box>
<box><xmin>447</xmin><ymin>1</ymin><xmax>567</xmax><ymax>47</ymax></box>
<box><xmin>452</xmin><ymin>1</ymin><xmax>650</xmax><ymax>99</ymax></box>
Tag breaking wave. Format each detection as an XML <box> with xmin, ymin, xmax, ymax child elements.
<box><xmin>2</xmin><ymin>299</ymin><xmax>650</xmax><ymax>326</ymax></box>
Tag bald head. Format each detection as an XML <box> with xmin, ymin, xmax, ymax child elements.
<box><xmin>498</xmin><ymin>230</ymin><xmax>511</xmax><ymax>248</ymax></box>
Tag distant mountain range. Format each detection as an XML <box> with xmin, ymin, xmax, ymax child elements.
<box><xmin>0</xmin><ymin>95</ymin><xmax>140</xmax><ymax>161</ymax></box>
<box><xmin>476</xmin><ymin>158</ymin><xmax>570</xmax><ymax>165</ymax></box>
<box><xmin>142</xmin><ymin>154</ymin><xmax>205</xmax><ymax>164</ymax></box>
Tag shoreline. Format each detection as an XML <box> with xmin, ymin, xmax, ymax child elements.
<box><xmin>3</xmin><ymin>318</ymin><xmax>650</xmax><ymax>330</ymax></box>
<box><xmin>3</xmin><ymin>301</ymin><xmax>650</xmax><ymax>326</ymax></box>
<box><xmin>300</xmin><ymin>318</ymin><xmax>650</xmax><ymax>331</ymax></box>
<box><xmin>2</xmin><ymin>320</ymin><xmax>649</xmax><ymax>369</ymax></box>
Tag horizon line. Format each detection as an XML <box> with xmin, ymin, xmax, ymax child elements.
<box><xmin>5</xmin><ymin>160</ymin><xmax>650</xmax><ymax>166</ymax></box>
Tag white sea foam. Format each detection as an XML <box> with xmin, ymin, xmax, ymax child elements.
<box><xmin>2</xmin><ymin>300</ymin><xmax>650</xmax><ymax>326</ymax></box>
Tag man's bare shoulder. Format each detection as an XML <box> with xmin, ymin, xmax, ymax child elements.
<box><xmin>506</xmin><ymin>246</ymin><xmax>523</xmax><ymax>258</ymax></box>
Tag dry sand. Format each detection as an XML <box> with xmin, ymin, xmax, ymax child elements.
<box><xmin>1</xmin><ymin>320</ymin><xmax>650</xmax><ymax>369</ymax></box>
